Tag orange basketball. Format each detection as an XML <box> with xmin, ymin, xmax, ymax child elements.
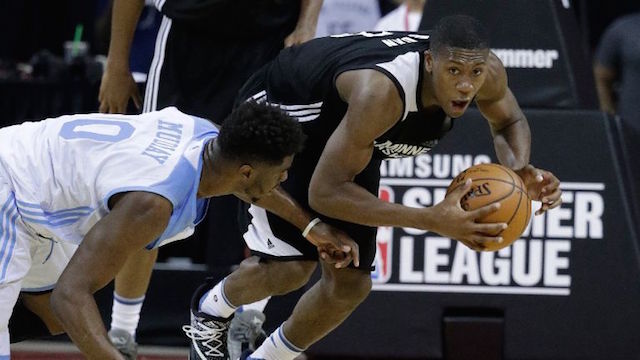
<box><xmin>446</xmin><ymin>163</ymin><xmax>532</xmax><ymax>251</ymax></box>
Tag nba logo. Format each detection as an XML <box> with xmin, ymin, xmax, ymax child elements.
<box><xmin>372</xmin><ymin>185</ymin><xmax>393</xmax><ymax>284</ymax></box>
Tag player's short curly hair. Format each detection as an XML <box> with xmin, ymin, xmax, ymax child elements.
<box><xmin>218</xmin><ymin>101</ymin><xmax>306</xmax><ymax>165</ymax></box>
<box><xmin>431</xmin><ymin>15</ymin><xmax>490</xmax><ymax>55</ymax></box>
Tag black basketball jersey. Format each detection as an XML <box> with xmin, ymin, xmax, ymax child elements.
<box><xmin>246</xmin><ymin>31</ymin><xmax>454</xmax><ymax>160</ymax></box>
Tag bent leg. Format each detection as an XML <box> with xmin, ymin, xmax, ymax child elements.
<box><xmin>224</xmin><ymin>257</ymin><xmax>317</xmax><ymax>306</ymax></box>
<box><xmin>249</xmin><ymin>261</ymin><xmax>372</xmax><ymax>360</ymax></box>
<box><xmin>114</xmin><ymin>247</ymin><xmax>157</xmax><ymax>299</ymax></box>
<box><xmin>197</xmin><ymin>257</ymin><xmax>317</xmax><ymax>318</ymax></box>
<box><xmin>18</xmin><ymin>239</ymin><xmax>79</xmax><ymax>338</ymax></box>
<box><xmin>111</xmin><ymin>247</ymin><xmax>157</xmax><ymax>336</ymax></box>
<box><xmin>285</xmin><ymin>261</ymin><xmax>371</xmax><ymax>347</ymax></box>
<box><xmin>20</xmin><ymin>292</ymin><xmax>64</xmax><ymax>335</ymax></box>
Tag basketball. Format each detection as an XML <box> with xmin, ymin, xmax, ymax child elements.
<box><xmin>446</xmin><ymin>163</ymin><xmax>532</xmax><ymax>251</ymax></box>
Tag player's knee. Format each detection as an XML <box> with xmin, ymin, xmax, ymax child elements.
<box><xmin>49</xmin><ymin>285</ymin><xmax>73</xmax><ymax>319</ymax></box>
<box><xmin>267</xmin><ymin>260</ymin><xmax>317</xmax><ymax>295</ymax></box>
<box><xmin>323</xmin><ymin>269</ymin><xmax>372</xmax><ymax>304</ymax></box>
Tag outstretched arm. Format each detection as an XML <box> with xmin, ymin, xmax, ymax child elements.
<box><xmin>51</xmin><ymin>192</ymin><xmax>171</xmax><ymax>359</ymax></box>
<box><xmin>308</xmin><ymin>69</ymin><xmax>506</xmax><ymax>248</ymax></box>
<box><xmin>476</xmin><ymin>53</ymin><xmax>561</xmax><ymax>214</ymax></box>
<box><xmin>235</xmin><ymin>187</ymin><xmax>359</xmax><ymax>268</ymax></box>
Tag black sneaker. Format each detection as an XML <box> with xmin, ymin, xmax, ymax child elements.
<box><xmin>183</xmin><ymin>280</ymin><xmax>232</xmax><ymax>360</ymax></box>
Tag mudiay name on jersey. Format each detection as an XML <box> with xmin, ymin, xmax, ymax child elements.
<box><xmin>142</xmin><ymin>120</ymin><xmax>184</xmax><ymax>164</ymax></box>
<box><xmin>374</xmin><ymin>140</ymin><xmax>437</xmax><ymax>158</ymax></box>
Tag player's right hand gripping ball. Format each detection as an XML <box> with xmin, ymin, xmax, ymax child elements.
<box><xmin>447</xmin><ymin>163</ymin><xmax>532</xmax><ymax>251</ymax></box>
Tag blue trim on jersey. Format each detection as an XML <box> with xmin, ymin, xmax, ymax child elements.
<box><xmin>0</xmin><ymin>197</ymin><xmax>13</xmax><ymax>264</ymax></box>
<box><xmin>15</xmin><ymin>200</ymin><xmax>92</xmax><ymax>214</ymax></box>
<box><xmin>0</xmin><ymin>194</ymin><xmax>17</xmax><ymax>283</ymax></box>
<box><xmin>0</xmin><ymin>208</ymin><xmax>18</xmax><ymax>282</ymax></box>
<box><xmin>0</xmin><ymin>354</ymin><xmax>10</xmax><ymax>359</ymax></box>
<box><xmin>195</xmin><ymin>197</ymin><xmax>209</xmax><ymax>226</ymax></box>
<box><xmin>18</xmin><ymin>215</ymin><xmax>83</xmax><ymax>227</ymax></box>
<box><xmin>102</xmin><ymin>141</ymin><xmax>213</xmax><ymax>250</ymax></box>
<box><xmin>16</xmin><ymin>207</ymin><xmax>88</xmax><ymax>218</ymax></box>
<box><xmin>191</xmin><ymin>116</ymin><xmax>219</xmax><ymax>138</ymax></box>
<box><xmin>21</xmin><ymin>284</ymin><xmax>56</xmax><ymax>292</ymax></box>
<box><xmin>103</xmin><ymin>186</ymin><xmax>173</xmax><ymax>210</ymax></box>
<box><xmin>14</xmin><ymin>200</ymin><xmax>94</xmax><ymax>227</ymax></box>
<box><xmin>143</xmin><ymin>155</ymin><xmax>206</xmax><ymax>249</ymax></box>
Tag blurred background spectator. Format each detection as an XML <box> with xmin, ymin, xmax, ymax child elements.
<box><xmin>593</xmin><ymin>12</ymin><xmax>640</xmax><ymax>202</ymax></box>
<box><xmin>315</xmin><ymin>0</ymin><xmax>381</xmax><ymax>37</ymax></box>
<box><xmin>375</xmin><ymin>0</ymin><xmax>425</xmax><ymax>31</ymax></box>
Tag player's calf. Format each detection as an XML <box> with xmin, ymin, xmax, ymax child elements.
<box><xmin>9</xmin><ymin>297</ymin><xmax>59</xmax><ymax>343</ymax></box>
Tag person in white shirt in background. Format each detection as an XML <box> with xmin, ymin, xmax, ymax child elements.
<box><xmin>374</xmin><ymin>0</ymin><xmax>426</xmax><ymax>31</ymax></box>
<box><xmin>315</xmin><ymin>0</ymin><xmax>381</xmax><ymax>37</ymax></box>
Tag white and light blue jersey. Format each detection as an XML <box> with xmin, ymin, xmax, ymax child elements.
<box><xmin>0</xmin><ymin>107</ymin><xmax>218</xmax><ymax>249</ymax></box>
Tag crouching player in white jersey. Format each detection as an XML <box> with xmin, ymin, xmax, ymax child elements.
<box><xmin>0</xmin><ymin>102</ymin><xmax>359</xmax><ymax>359</ymax></box>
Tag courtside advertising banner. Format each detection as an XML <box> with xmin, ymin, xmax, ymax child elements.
<box><xmin>313</xmin><ymin>110</ymin><xmax>640</xmax><ymax>359</ymax></box>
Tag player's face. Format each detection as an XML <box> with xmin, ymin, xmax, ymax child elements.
<box><xmin>428</xmin><ymin>47</ymin><xmax>489</xmax><ymax>117</ymax></box>
<box><xmin>243</xmin><ymin>155</ymin><xmax>294</xmax><ymax>202</ymax></box>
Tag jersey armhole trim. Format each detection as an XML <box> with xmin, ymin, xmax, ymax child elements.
<box><xmin>102</xmin><ymin>186</ymin><xmax>177</xmax><ymax>215</ymax></box>
<box><xmin>332</xmin><ymin>67</ymin><xmax>406</xmax><ymax>125</ymax></box>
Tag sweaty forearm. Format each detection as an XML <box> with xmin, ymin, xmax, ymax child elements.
<box><xmin>309</xmin><ymin>181</ymin><xmax>429</xmax><ymax>229</ymax></box>
<box><xmin>51</xmin><ymin>288</ymin><xmax>123</xmax><ymax>359</ymax></box>
<box><xmin>107</xmin><ymin>0</ymin><xmax>145</xmax><ymax>69</ymax></box>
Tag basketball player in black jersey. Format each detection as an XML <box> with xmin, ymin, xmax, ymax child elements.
<box><xmin>186</xmin><ymin>15</ymin><xmax>562</xmax><ymax>360</ymax></box>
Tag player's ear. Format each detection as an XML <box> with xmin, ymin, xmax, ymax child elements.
<box><xmin>424</xmin><ymin>50</ymin><xmax>434</xmax><ymax>73</ymax></box>
<box><xmin>239</xmin><ymin>164</ymin><xmax>254</xmax><ymax>180</ymax></box>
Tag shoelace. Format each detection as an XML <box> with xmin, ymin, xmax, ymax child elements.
<box><xmin>182</xmin><ymin>323</ymin><xmax>226</xmax><ymax>357</ymax></box>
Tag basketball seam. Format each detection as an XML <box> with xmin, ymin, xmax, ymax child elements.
<box><xmin>495</xmin><ymin>165</ymin><xmax>523</xmax><ymax>237</ymax></box>
<box><xmin>448</xmin><ymin>178</ymin><xmax>522</xmax><ymax>197</ymax></box>
<box><xmin>502</xmin><ymin>185</ymin><xmax>524</xmax><ymax>236</ymax></box>
<box><xmin>484</xmin><ymin>163</ymin><xmax>528</xmax><ymax>193</ymax></box>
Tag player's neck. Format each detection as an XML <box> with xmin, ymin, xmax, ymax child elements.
<box><xmin>198</xmin><ymin>139</ymin><xmax>235</xmax><ymax>197</ymax></box>
<box><xmin>421</xmin><ymin>67</ymin><xmax>440</xmax><ymax>108</ymax></box>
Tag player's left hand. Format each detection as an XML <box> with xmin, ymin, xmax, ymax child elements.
<box><xmin>515</xmin><ymin>164</ymin><xmax>562</xmax><ymax>215</ymax></box>
<box><xmin>284</xmin><ymin>25</ymin><xmax>316</xmax><ymax>47</ymax></box>
<box><xmin>305</xmin><ymin>222</ymin><xmax>360</xmax><ymax>268</ymax></box>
